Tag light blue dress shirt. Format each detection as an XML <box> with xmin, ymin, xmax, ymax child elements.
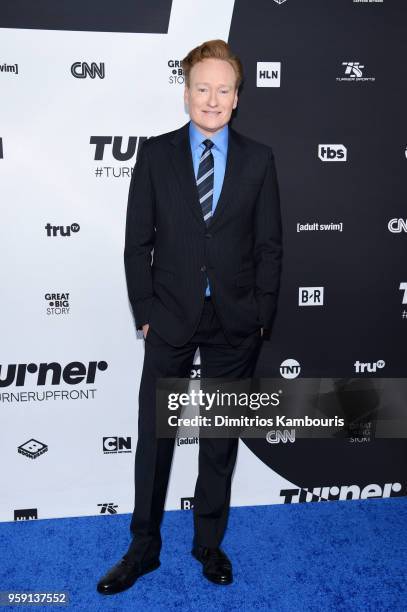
<box><xmin>189</xmin><ymin>120</ymin><xmax>228</xmax><ymax>296</ymax></box>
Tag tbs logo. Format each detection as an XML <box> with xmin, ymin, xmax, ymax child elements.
<box><xmin>299</xmin><ymin>287</ymin><xmax>324</xmax><ymax>306</ymax></box>
<box><xmin>318</xmin><ymin>145</ymin><xmax>347</xmax><ymax>162</ymax></box>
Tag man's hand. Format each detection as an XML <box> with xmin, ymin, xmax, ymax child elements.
<box><xmin>142</xmin><ymin>323</ymin><xmax>150</xmax><ymax>339</ymax></box>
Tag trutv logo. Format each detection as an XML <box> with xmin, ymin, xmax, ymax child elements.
<box><xmin>45</xmin><ymin>222</ymin><xmax>80</xmax><ymax>237</ymax></box>
<box><xmin>0</xmin><ymin>361</ymin><xmax>108</xmax><ymax>387</ymax></box>
<box><xmin>90</xmin><ymin>136</ymin><xmax>148</xmax><ymax>161</ymax></box>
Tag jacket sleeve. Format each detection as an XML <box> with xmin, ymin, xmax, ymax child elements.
<box><xmin>124</xmin><ymin>139</ymin><xmax>155</xmax><ymax>329</ymax></box>
<box><xmin>254</xmin><ymin>148</ymin><xmax>283</xmax><ymax>332</ymax></box>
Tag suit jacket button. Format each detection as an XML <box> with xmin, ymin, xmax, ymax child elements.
<box><xmin>200</xmin><ymin>265</ymin><xmax>207</xmax><ymax>272</ymax></box>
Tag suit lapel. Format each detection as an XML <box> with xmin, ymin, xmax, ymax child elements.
<box><xmin>169</xmin><ymin>121</ymin><xmax>245</xmax><ymax>230</ymax></box>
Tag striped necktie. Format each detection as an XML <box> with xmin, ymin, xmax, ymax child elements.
<box><xmin>196</xmin><ymin>139</ymin><xmax>214</xmax><ymax>225</ymax></box>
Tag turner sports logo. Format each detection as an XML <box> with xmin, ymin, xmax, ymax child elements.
<box><xmin>0</xmin><ymin>360</ymin><xmax>108</xmax><ymax>403</ymax></box>
<box><xmin>280</xmin><ymin>482</ymin><xmax>402</xmax><ymax>503</ymax></box>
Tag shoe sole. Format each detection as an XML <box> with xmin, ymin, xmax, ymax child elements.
<box><xmin>97</xmin><ymin>559</ymin><xmax>161</xmax><ymax>596</ymax></box>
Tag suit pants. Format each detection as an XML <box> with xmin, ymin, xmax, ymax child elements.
<box><xmin>125</xmin><ymin>297</ymin><xmax>262</xmax><ymax>566</ymax></box>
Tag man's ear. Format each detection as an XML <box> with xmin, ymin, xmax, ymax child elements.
<box><xmin>233</xmin><ymin>90</ymin><xmax>238</xmax><ymax>109</ymax></box>
<box><xmin>184</xmin><ymin>86</ymin><xmax>189</xmax><ymax>108</ymax></box>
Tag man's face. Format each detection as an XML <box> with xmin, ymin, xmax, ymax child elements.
<box><xmin>184</xmin><ymin>58</ymin><xmax>238</xmax><ymax>137</ymax></box>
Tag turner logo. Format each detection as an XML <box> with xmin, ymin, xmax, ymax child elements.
<box><xmin>280</xmin><ymin>482</ymin><xmax>402</xmax><ymax>504</ymax></box>
<box><xmin>71</xmin><ymin>62</ymin><xmax>105</xmax><ymax>79</ymax></box>
<box><xmin>400</xmin><ymin>283</ymin><xmax>407</xmax><ymax>304</ymax></box>
<box><xmin>388</xmin><ymin>218</ymin><xmax>407</xmax><ymax>233</ymax></box>
<box><xmin>90</xmin><ymin>136</ymin><xmax>148</xmax><ymax>161</ymax></box>
<box><xmin>280</xmin><ymin>359</ymin><xmax>301</xmax><ymax>379</ymax></box>
<box><xmin>299</xmin><ymin>287</ymin><xmax>324</xmax><ymax>306</ymax></box>
<box><xmin>318</xmin><ymin>145</ymin><xmax>347</xmax><ymax>161</ymax></box>
<box><xmin>103</xmin><ymin>437</ymin><xmax>132</xmax><ymax>454</ymax></box>
<box><xmin>0</xmin><ymin>360</ymin><xmax>108</xmax><ymax>387</ymax></box>
<box><xmin>45</xmin><ymin>223</ymin><xmax>80</xmax><ymax>237</ymax></box>
<box><xmin>18</xmin><ymin>439</ymin><xmax>48</xmax><ymax>459</ymax></box>
<box><xmin>354</xmin><ymin>360</ymin><xmax>385</xmax><ymax>373</ymax></box>
<box><xmin>257</xmin><ymin>62</ymin><xmax>281</xmax><ymax>87</ymax></box>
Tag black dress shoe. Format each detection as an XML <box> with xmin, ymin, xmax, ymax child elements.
<box><xmin>97</xmin><ymin>557</ymin><xmax>160</xmax><ymax>595</ymax></box>
<box><xmin>192</xmin><ymin>546</ymin><xmax>233</xmax><ymax>585</ymax></box>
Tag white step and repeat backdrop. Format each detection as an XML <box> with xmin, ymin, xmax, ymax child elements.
<box><xmin>0</xmin><ymin>0</ymin><xmax>295</xmax><ymax>522</ymax></box>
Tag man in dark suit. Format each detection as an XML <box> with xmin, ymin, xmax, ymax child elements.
<box><xmin>97</xmin><ymin>39</ymin><xmax>282</xmax><ymax>594</ymax></box>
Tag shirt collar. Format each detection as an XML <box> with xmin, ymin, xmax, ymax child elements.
<box><xmin>189</xmin><ymin>120</ymin><xmax>228</xmax><ymax>157</ymax></box>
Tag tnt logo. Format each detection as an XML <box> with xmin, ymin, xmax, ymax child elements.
<box><xmin>354</xmin><ymin>360</ymin><xmax>385</xmax><ymax>374</ymax></box>
<box><xmin>45</xmin><ymin>222</ymin><xmax>80</xmax><ymax>237</ymax></box>
<box><xmin>266</xmin><ymin>429</ymin><xmax>295</xmax><ymax>444</ymax></box>
<box><xmin>318</xmin><ymin>145</ymin><xmax>347</xmax><ymax>161</ymax></box>
<box><xmin>103</xmin><ymin>437</ymin><xmax>132</xmax><ymax>454</ymax></box>
<box><xmin>71</xmin><ymin>62</ymin><xmax>105</xmax><ymax>79</ymax></box>
<box><xmin>98</xmin><ymin>503</ymin><xmax>118</xmax><ymax>515</ymax></box>
<box><xmin>180</xmin><ymin>497</ymin><xmax>194</xmax><ymax>510</ymax></box>
<box><xmin>299</xmin><ymin>287</ymin><xmax>324</xmax><ymax>306</ymax></box>
<box><xmin>399</xmin><ymin>282</ymin><xmax>407</xmax><ymax>304</ymax></box>
<box><xmin>280</xmin><ymin>359</ymin><xmax>301</xmax><ymax>379</ymax></box>
<box><xmin>257</xmin><ymin>62</ymin><xmax>281</xmax><ymax>87</ymax></box>
<box><xmin>18</xmin><ymin>439</ymin><xmax>48</xmax><ymax>459</ymax></box>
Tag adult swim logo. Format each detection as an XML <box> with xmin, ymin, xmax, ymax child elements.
<box><xmin>280</xmin><ymin>359</ymin><xmax>301</xmax><ymax>379</ymax></box>
<box><xmin>168</xmin><ymin>59</ymin><xmax>184</xmax><ymax>85</ymax></box>
<box><xmin>257</xmin><ymin>62</ymin><xmax>281</xmax><ymax>87</ymax></box>
<box><xmin>18</xmin><ymin>439</ymin><xmax>48</xmax><ymax>459</ymax></box>
<box><xmin>71</xmin><ymin>62</ymin><xmax>105</xmax><ymax>79</ymax></box>
<box><xmin>0</xmin><ymin>62</ymin><xmax>18</xmax><ymax>75</ymax></box>
<box><xmin>280</xmin><ymin>482</ymin><xmax>402</xmax><ymax>503</ymax></box>
<box><xmin>336</xmin><ymin>62</ymin><xmax>375</xmax><ymax>82</ymax></box>
<box><xmin>45</xmin><ymin>293</ymin><xmax>70</xmax><ymax>315</ymax></box>
<box><xmin>318</xmin><ymin>145</ymin><xmax>347</xmax><ymax>161</ymax></box>
<box><xmin>0</xmin><ymin>360</ymin><xmax>108</xmax><ymax>403</ymax></box>
<box><xmin>45</xmin><ymin>223</ymin><xmax>80</xmax><ymax>237</ymax></box>
<box><xmin>91</xmin><ymin>136</ymin><xmax>148</xmax><ymax>179</ymax></box>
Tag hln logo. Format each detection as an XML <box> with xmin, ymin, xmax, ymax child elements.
<box><xmin>299</xmin><ymin>287</ymin><xmax>324</xmax><ymax>306</ymax></box>
<box><xmin>14</xmin><ymin>508</ymin><xmax>38</xmax><ymax>521</ymax></box>
<box><xmin>257</xmin><ymin>62</ymin><xmax>281</xmax><ymax>87</ymax></box>
<box><xmin>103</xmin><ymin>437</ymin><xmax>132</xmax><ymax>454</ymax></box>
<box><xmin>181</xmin><ymin>497</ymin><xmax>194</xmax><ymax>510</ymax></box>
<box><xmin>71</xmin><ymin>62</ymin><xmax>105</xmax><ymax>79</ymax></box>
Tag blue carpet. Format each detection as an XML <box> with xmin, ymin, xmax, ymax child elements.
<box><xmin>0</xmin><ymin>498</ymin><xmax>406</xmax><ymax>611</ymax></box>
